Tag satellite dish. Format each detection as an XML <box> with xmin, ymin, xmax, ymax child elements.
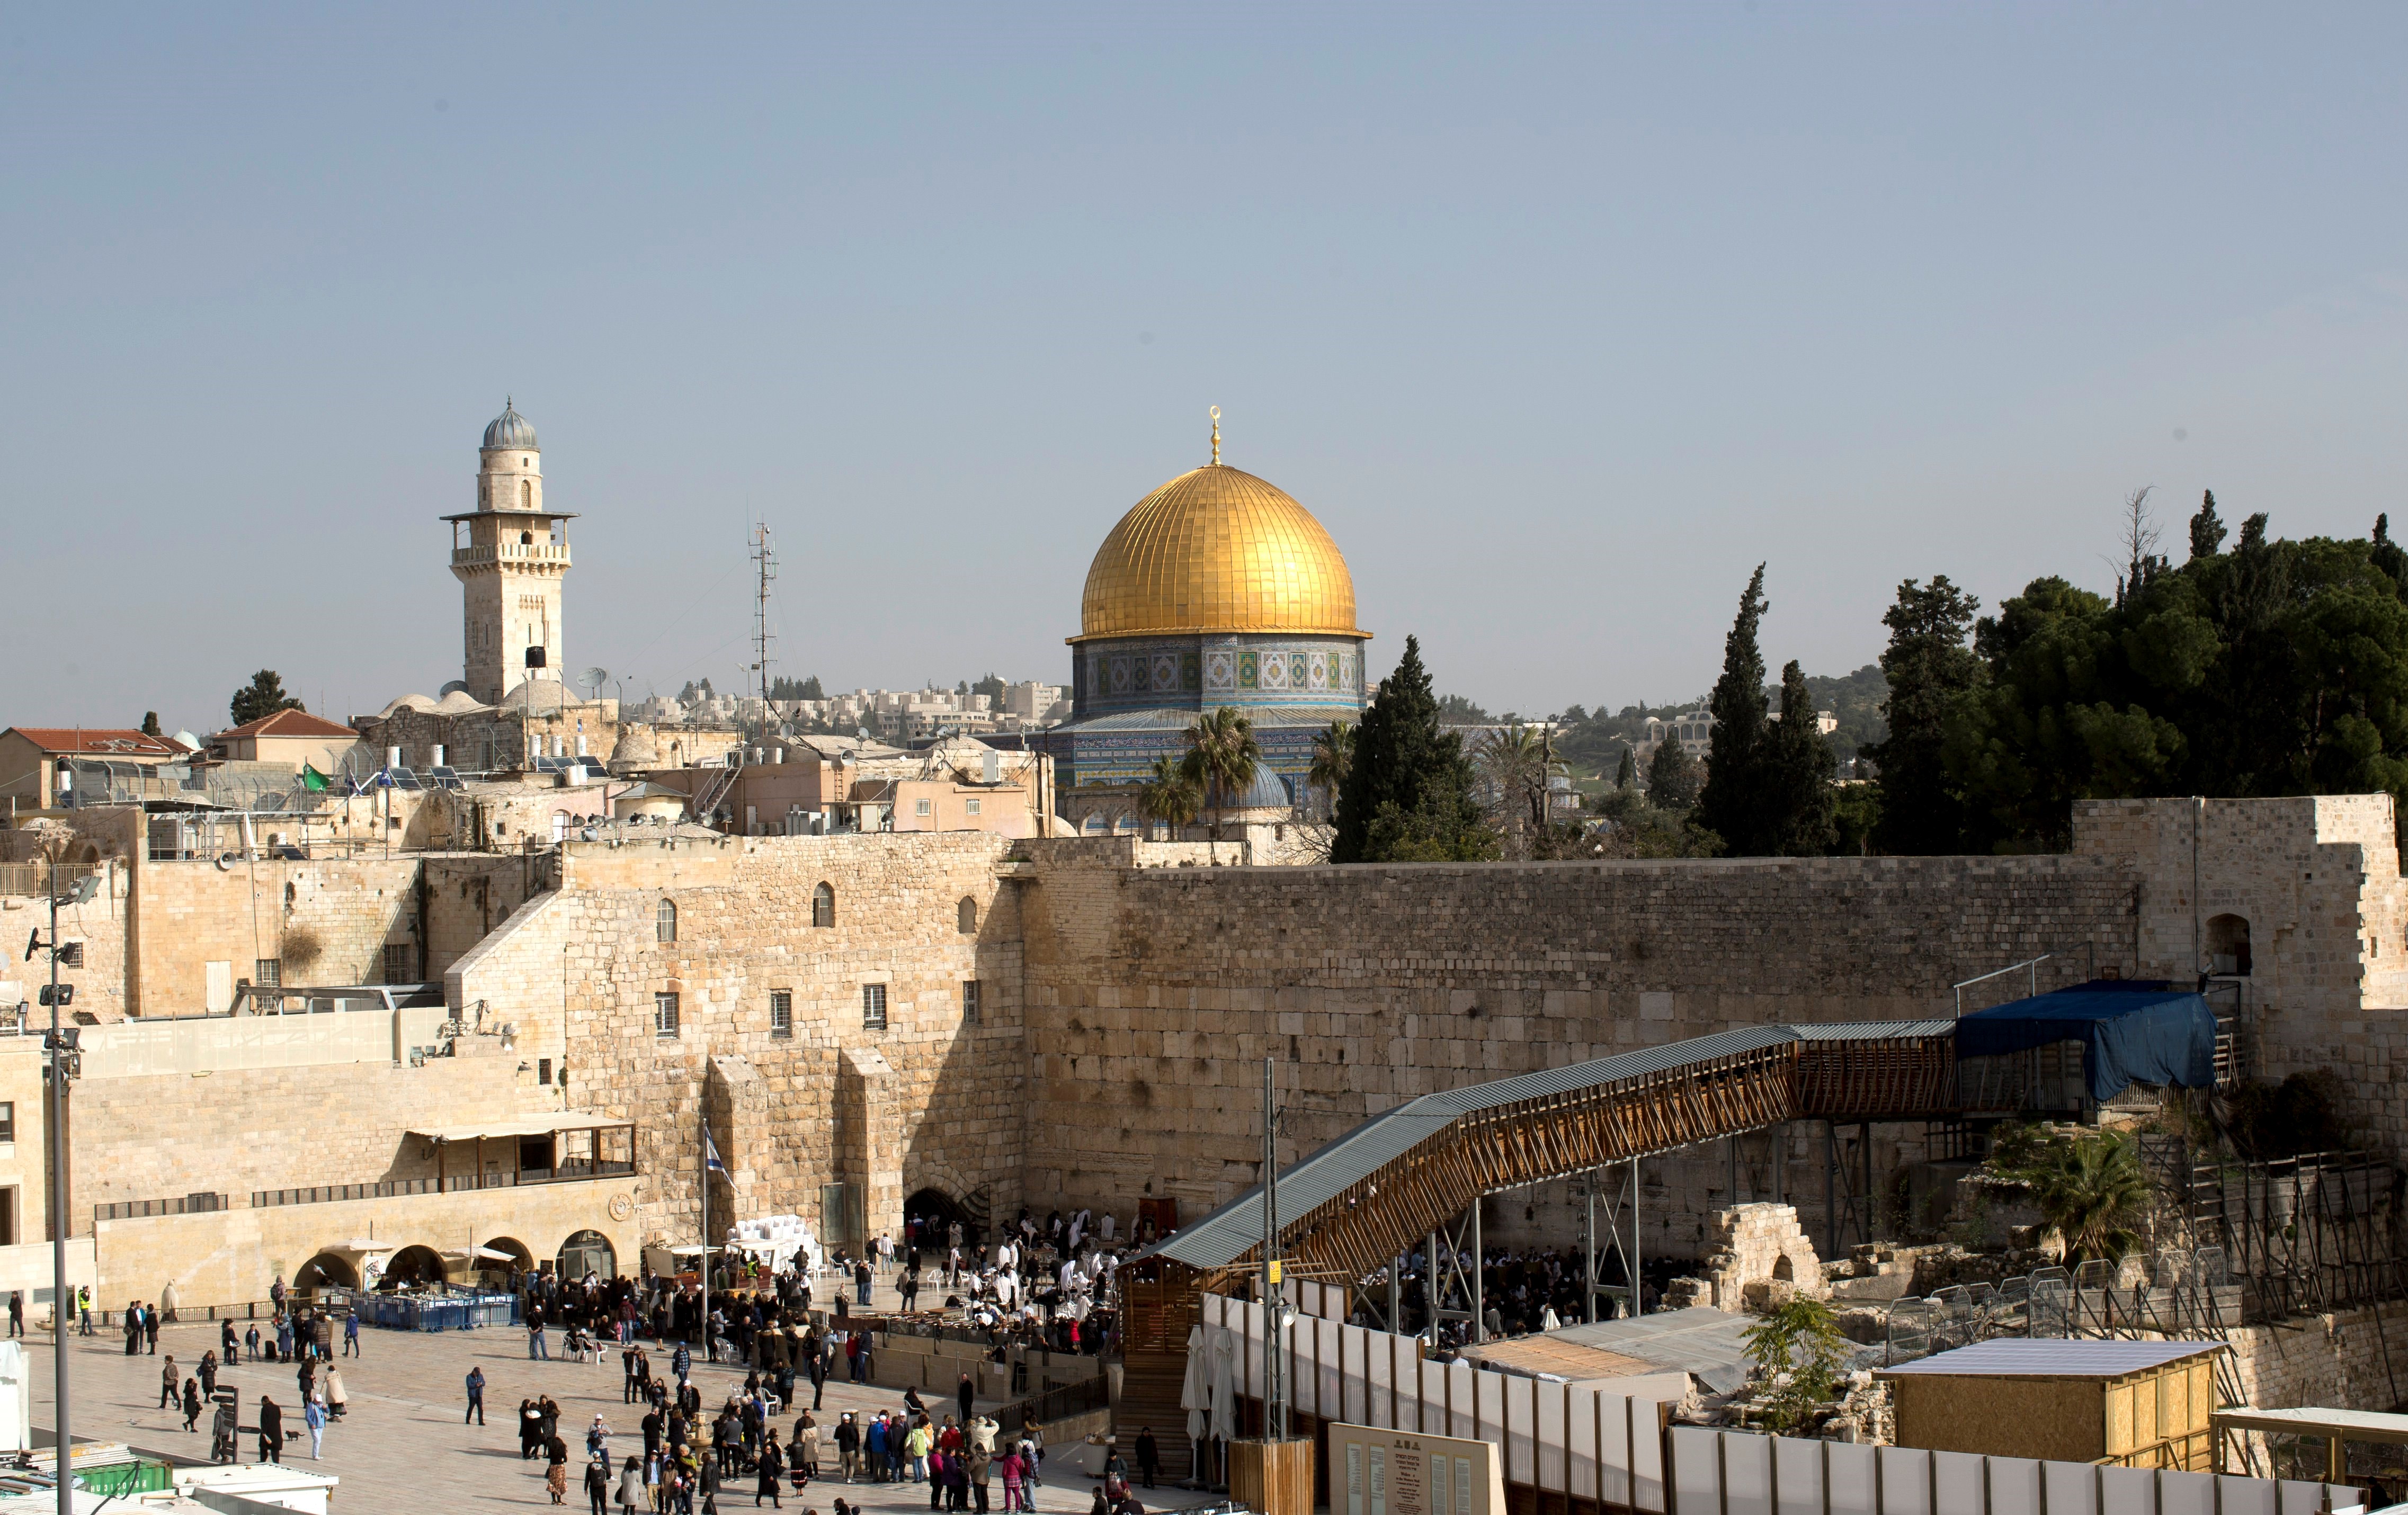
<box><xmin>857</xmin><ymin>727</ymin><xmax>870</xmax><ymax>742</ymax></box>
<box><xmin>582</xmin><ymin>667</ymin><xmax>610</xmax><ymax>700</ymax></box>
<box><xmin>439</xmin><ymin>680</ymin><xmax>470</xmax><ymax>697</ymax></box>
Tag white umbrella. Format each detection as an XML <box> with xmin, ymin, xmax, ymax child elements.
<box><xmin>1179</xmin><ymin>1325</ymin><xmax>1209</xmax><ymax>1444</ymax></box>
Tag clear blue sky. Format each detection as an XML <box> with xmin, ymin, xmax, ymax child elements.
<box><xmin>8</xmin><ymin>5</ymin><xmax>2407</xmax><ymax>732</ymax></box>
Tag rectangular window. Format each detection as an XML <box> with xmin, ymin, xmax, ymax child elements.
<box><xmin>962</xmin><ymin>980</ymin><xmax>980</xmax><ymax>1025</ymax></box>
<box><xmin>862</xmin><ymin>983</ymin><xmax>887</xmax><ymax>1030</ymax></box>
<box><xmin>965</xmin><ymin>797</ymin><xmax>982</xmax><ymax>817</ymax></box>
<box><xmin>654</xmin><ymin>991</ymin><xmax>680</xmax><ymax>1038</ymax></box>
<box><xmin>0</xmin><ymin>1102</ymin><xmax>14</xmax><ymax>1143</ymax></box>
<box><xmin>254</xmin><ymin>958</ymin><xmax>281</xmax><ymax>988</ymax></box>
<box><xmin>0</xmin><ymin>1188</ymin><xmax>14</xmax><ymax>1247</ymax></box>
<box><xmin>382</xmin><ymin>943</ymin><xmax>417</xmax><ymax>983</ymax></box>
<box><xmin>770</xmin><ymin>990</ymin><xmax>793</xmax><ymax>1039</ymax></box>
<box><xmin>914</xmin><ymin>799</ymin><xmax>933</xmax><ymax>818</ymax></box>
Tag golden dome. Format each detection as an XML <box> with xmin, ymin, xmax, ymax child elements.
<box><xmin>1076</xmin><ymin>464</ymin><xmax>1364</xmax><ymax>641</ymax></box>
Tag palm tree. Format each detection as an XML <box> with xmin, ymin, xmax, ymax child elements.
<box><xmin>2022</xmin><ymin>1129</ymin><xmax>2151</xmax><ymax>1263</ymax></box>
<box><xmin>1138</xmin><ymin>755</ymin><xmax>1201</xmax><ymax>840</ymax></box>
<box><xmin>1475</xmin><ymin>724</ymin><xmax>1564</xmax><ymax>857</ymax></box>
<box><xmin>1308</xmin><ymin>720</ymin><xmax>1354</xmax><ymax>820</ymax></box>
<box><xmin>1182</xmin><ymin>706</ymin><xmax>1262</xmax><ymax>861</ymax></box>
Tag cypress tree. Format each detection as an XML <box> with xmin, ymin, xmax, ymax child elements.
<box><xmin>1646</xmin><ymin>733</ymin><xmax>1700</xmax><ymax>810</ymax></box>
<box><xmin>2188</xmin><ymin>490</ymin><xmax>2226</xmax><ymax>561</ymax></box>
<box><xmin>1866</xmin><ymin>576</ymin><xmax>1981</xmax><ymax>855</ymax></box>
<box><xmin>1768</xmin><ymin>660</ymin><xmax>1838</xmax><ymax>855</ymax></box>
<box><xmin>1694</xmin><ymin>565</ymin><xmax>1771</xmax><ymax>853</ymax></box>
<box><xmin>1613</xmin><ymin>746</ymin><xmax>1636</xmax><ymax>790</ymax></box>
<box><xmin>1331</xmin><ymin>635</ymin><xmax>1490</xmax><ymax>863</ymax></box>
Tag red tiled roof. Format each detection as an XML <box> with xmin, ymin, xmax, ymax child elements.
<box><xmin>214</xmin><ymin>708</ymin><xmax>358</xmax><ymax>741</ymax></box>
<box><xmin>5</xmin><ymin>728</ymin><xmax>189</xmax><ymax>758</ymax></box>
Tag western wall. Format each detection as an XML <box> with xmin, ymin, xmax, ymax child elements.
<box><xmin>15</xmin><ymin>792</ymin><xmax>2405</xmax><ymax>1308</ymax></box>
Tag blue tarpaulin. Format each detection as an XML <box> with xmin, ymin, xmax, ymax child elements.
<box><xmin>1955</xmin><ymin>981</ymin><xmax>2219</xmax><ymax>1102</ymax></box>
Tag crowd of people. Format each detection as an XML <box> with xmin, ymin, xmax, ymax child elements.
<box><xmin>1346</xmin><ymin>1243</ymin><xmax>1660</xmax><ymax>1347</ymax></box>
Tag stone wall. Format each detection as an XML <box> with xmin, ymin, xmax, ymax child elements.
<box><xmin>2224</xmin><ymin>1299</ymin><xmax>2408</xmax><ymax>1414</ymax></box>
<box><xmin>65</xmin><ymin>1033</ymin><xmax>553</xmax><ymax>1226</ymax></box>
<box><xmin>2076</xmin><ymin>796</ymin><xmax>2408</xmax><ymax>1164</ymax></box>
<box><xmin>453</xmin><ymin>831</ymin><xmax>1026</xmax><ymax>1259</ymax></box>
<box><xmin>1013</xmin><ymin>844</ymin><xmax>2137</xmax><ymax>1256</ymax></box>
<box><xmin>132</xmin><ymin>856</ymin><xmax>424</xmax><ymax>1013</ymax></box>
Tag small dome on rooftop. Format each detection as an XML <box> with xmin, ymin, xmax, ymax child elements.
<box><xmin>482</xmin><ymin>398</ymin><xmax>538</xmax><ymax>451</ymax></box>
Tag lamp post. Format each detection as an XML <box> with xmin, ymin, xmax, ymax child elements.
<box><xmin>41</xmin><ymin>857</ymin><xmax>97</xmax><ymax>1515</ymax></box>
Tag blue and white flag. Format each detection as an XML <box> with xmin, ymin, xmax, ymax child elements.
<box><xmin>705</xmin><ymin>1128</ymin><xmax>727</xmax><ymax>1173</ymax></box>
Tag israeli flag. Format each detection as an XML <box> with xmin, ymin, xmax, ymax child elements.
<box><xmin>705</xmin><ymin>1128</ymin><xmax>728</xmax><ymax>1173</ymax></box>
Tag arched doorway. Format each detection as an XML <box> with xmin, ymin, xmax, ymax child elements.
<box><xmin>483</xmin><ymin>1236</ymin><xmax>535</xmax><ymax>1286</ymax></box>
<box><xmin>905</xmin><ymin>1187</ymin><xmax>977</xmax><ymax>1252</ymax></box>
<box><xmin>380</xmin><ymin>1244</ymin><xmax>448</xmax><ymax>1289</ymax></box>
<box><xmin>2207</xmin><ymin>913</ymin><xmax>2252</xmax><ymax>976</ymax></box>
<box><xmin>557</xmin><ymin>1230</ymin><xmax>616</xmax><ymax>1281</ymax></box>
<box><xmin>293</xmin><ymin>1252</ymin><xmax>359</xmax><ymax>1293</ymax></box>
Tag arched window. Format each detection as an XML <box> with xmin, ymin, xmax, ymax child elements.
<box><xmin>520</xmin><ymin>530</ymin><xmax>533</xmax><ymax>545</ymax></box>
<box><xmin>656</xmin><ymin>899</ymin><xmax>677</xmax><ymax>943</ymax></box>
<box><xmin>520</xmin><ymin>479</ymin><xmax>532</xmax><ymax>508</ymax></box>
<box><xmin>1082</xmin><ymin>814</ymin><xmax>1105</xmax><ymax>833</ymax></box>
<box><xmin>812</xmin><ymin>882</ymin><xmax>835</xmax><ymax>929</ymax></box>
<box><xmin>2206</xmin><ymin>913</ymin><xmax>2252</xmax><ymax>976</ymax></box>
<box><xmin>957</xmin><ymin>897</ymin><xmax>978</xmax><ymax>934</ymax></box>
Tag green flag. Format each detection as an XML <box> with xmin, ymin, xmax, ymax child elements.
<box><xmin>300</xmin><ymin>764</ymin><xmax>329</xmax><ymax>792</ymax></box>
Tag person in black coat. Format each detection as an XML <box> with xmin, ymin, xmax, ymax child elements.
<box><xmin>1134</xmin><ymin>1429</ymin><xmax>1160</xmax><ymax>1490</ymax></box>
<box><xmin>756</xmin><ymin>1430</ymin><xmax>787</xmax><ymax>1507</ymax></box>
<box><xmin>257</xmin><ymin>1397</ymin><xmax>284</xmax><ymax>1464</ymax></box>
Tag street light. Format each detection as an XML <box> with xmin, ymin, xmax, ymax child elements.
<box><xmin>33</xmin><ymin>860</ymin><xmax>97</xmax><ymax>1515</ymax></box>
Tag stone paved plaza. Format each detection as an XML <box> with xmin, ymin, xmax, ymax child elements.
<box><xmin>27</xmin><ymin>1317</ymin><xmax>1215</xmax><ymax>1512</ymax></box>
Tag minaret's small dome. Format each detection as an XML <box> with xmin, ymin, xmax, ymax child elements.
<box><xmin>482</xmin><ymin>398</ymin><xmax>538</xmax><ymax>451</ymax></box>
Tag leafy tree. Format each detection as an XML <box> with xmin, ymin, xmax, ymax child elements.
<box><xmin>768</xmin><ymin>675</ymin><xmax>826</xmax><ymax>701</ymax></box>
<box><xmin>1646</xmin><ymin>733</ymin><xmax>1701</xmax><ymax>810</ymax></box>
<box><xmin>1696</xmin><ymin>566</ymin><xmax>1772</xmax><ymax>851</ymax></box>
<box><xmin>1434</xmin><ymin>693</ymin><xmax>1492</xmax><ymax>725</ymax></box>
<box><xmin>1588</xmin><ymin>785</ymin><xmax>1718</xmax><ymax>858</ymax></box>
<box><xmin>1139</xmin><ymin>755</ymin><xmax>1201</xmax><ymax>838</ymax></box>
<box><xmin>1947</xmin><ymin>508</ymin><xmax>2408</xmax><ymax>849</ymax></box>
<box><xmin>1740</xmin><ymin>1296</ymin><xmax>1849</xmax><ymax>1433</ymax></box>
<box><xmin>1334</xmin><ymin>636</ymin><xmax>1491</xmax><ymax>863</ymax></box>
<box><xmin>1866</xmin><ymin>576</ymin><xmax>1982</xmax><ymax>854</ymax></box>
<box><xmin>1613</xmin><ymin>747</ymin><xmax>1636</xmax><ymax>790</ymax></box>
<box><xmin>1768</xmin><ymin>661</ymin><xmax>1837</xmax><ymax>855</ymax></box>
<box><xmin>1308</xmin><ymin>720</ymin><xmax>1354</xmax><ymax>814</ymax></box>
<box><xmin>1181</xmin><ymin>706</ymin><xmax>1262</xmax><ymax>855</ymax></box>
<box><xmin>972</xmin><ymin>673</ymin><xmax>1007</xmax><ymax>705</ymax></box>
<box><xmin>140</xmin><ymin>712</ymin><xmax>162</xmax><ymax>737</ymax></box>
<box><xmin>229</xmin><ymin>670</ymin><xmax>305</xmax><ymax>726</ymax></box>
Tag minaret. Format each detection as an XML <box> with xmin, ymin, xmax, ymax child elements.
<box><xmin>447</xmin><ymin>399</ymin><xmax>575</xmax><ymax>704</ymax></box>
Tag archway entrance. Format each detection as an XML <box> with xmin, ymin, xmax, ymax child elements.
<box><xmin>905</xmin><ymin>1187</ymin><xmax>977</xmax><ymax>1252</ymax></box>
<box><xmin>482</xmin><ymin>1236</ymin><xmax>535</xmax><ymax>1286</ymax></box>
<box><xmin>557</xmin><ymin>1230</ymin><xmax>615</xmax><ymax>1281</ymax></box>
<box><xmin>293</xmin><ymin>1252</ymin><xmax>359</xmax><ymax>1293</ymax></box>
<box><xmin>380</xmin><ymin>1244</ymin><xmax>448</xmax><ymax>1289</ymax></box>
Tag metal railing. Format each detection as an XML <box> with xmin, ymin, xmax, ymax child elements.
<box><xmin>1883</xmin><ymin>1246</ymin><xmax>2243</xmax><ymax>1366</ymax></box>
<box><xmin>252</xmin><ymin>1162</ymin><xmax>636</xmax><ymax>1209</ymax></box>
<box><xmin>94</xmin><ymin>1193</ymin><xmax>228</xmax><ymax>1224</ymax></box>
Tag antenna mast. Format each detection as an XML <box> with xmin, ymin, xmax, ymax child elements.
<box><xmin>751</xmin><ymin>522</ymin><xmax>778</xmax><ymax>738</ymax></box>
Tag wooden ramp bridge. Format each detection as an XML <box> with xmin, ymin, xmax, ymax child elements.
<box><xmin>1114</xmin><ymin>1020</ymin><xmax>1964</xmax><ymax>1469</ymax></box>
